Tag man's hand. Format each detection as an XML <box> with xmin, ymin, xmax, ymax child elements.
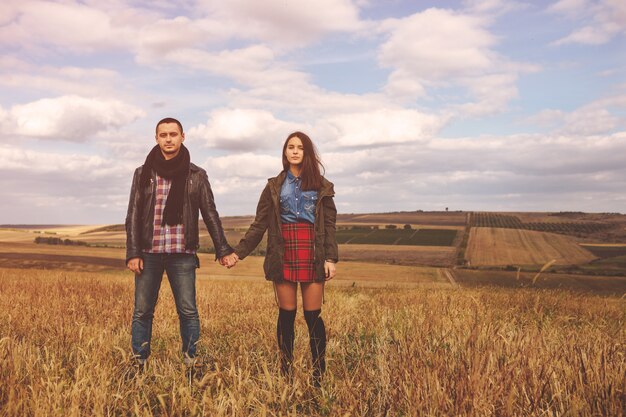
<box><xmin>220</xmin><ymin>253</ymin><xmax>239</xmax><ymax>269</ymax></box>
<box><xmin>324</xmin><ymin>261</ymin><xmax>336</xmax><ymax>281</ymax></box>
<box><xmin>127</xmin><ymin>257</ymin><xmax>144</xmax><ymax>275</ymax></box>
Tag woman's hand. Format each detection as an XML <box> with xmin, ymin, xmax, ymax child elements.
<box><xmin>324</xmin><ymin>261</ymin><xmax>336</xmax><ymax>280</ymax></box>
<box><xmin>220</xmin><ymin>253</ymin><xmax>239</xmax><ymax>268</ymax></box>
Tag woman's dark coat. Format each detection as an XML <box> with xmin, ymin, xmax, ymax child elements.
<box><xmin>234</xmin><ymin>171</ymin><xmax>338</xmax><ymax>282</ymax></box>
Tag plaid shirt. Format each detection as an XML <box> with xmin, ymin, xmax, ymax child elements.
<box><xmin>144</xmin><ymin>174</ymin><xmax>195</xmax><ymax>255</ymax></box>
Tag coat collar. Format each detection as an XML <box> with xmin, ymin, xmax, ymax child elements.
<box><xmin>267</xmin><ymin>170</ymin><xmax>334</xmax><ymax>198</ymax></box>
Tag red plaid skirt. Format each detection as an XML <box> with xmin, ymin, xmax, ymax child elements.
<box><xmin>281</xmin><ymin>222</ymin><xmax>315</xmax><ymax>282</ymax></box>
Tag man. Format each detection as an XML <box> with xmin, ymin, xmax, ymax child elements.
<box><xmin>125</xmin><ymin>117</ymin><xmax>234</xmax><ymax>369</ymax></box>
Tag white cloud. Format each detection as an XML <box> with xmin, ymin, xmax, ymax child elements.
<box><xmin>550</xmin><ymin>0</ymin><xmax>626</xmax><ymax>45</ymax></box>
<box><xmin>143</xmin><ymin>44</ymin><xmax>311</xmax><ymax>91</ymax></box>
<box><xmin>202</xmin><ymin>153</ymin><xmax>282</xmax><ymax>198</ymax></box>
<box><xmin>356</xmin><ymin>170</ymin><xmax>392</xmax><ymax>180</ymax></box>
<box><xmin>547</xmin><ymin>0</ymin><xmax>590</xmax><ymax>16</ymax></box>
<box><xmin>0</xmin><ymin>1</ymin><xmax>137</xmax><ymax>52</ymax></box>
<box><xmin>0</xmin><ymin>62</ymin><xmax>120</xmax><ymax>96</ymax></box>
<box><xmin>135</xmin><ymin>16</ymin><xmax>232</xmax><ymax>63</ymax></box>
<box><xmin>463</xmin><ymin>0</ymin><xmax>527</xmax><ymax>15</ymax></box>
<box><xmin>320</xmin><ymin>130</ymin><xmax>626</xmax><ymax>212</ymax></box>
<box><xmin>0</xmin><ymin>1</ymin><xmax>20</xmax><ymax>26</ymax></box>
<box><xmin>207</xmin><ymin>153</ymin><xmax>280</xmax><ymax>180</ymax></box>
<box><xmin>226</xmin><ymin>83</ymin><xmax>393</xmax><ymax>122</ymax></box>
<box><xmin>0</xmin><ymin>144</ymin><xmax>136</xmax><ymax>223</ymax></box>
<box><xmin>377</xmin><ymin>8</ymin><xmax>534</xmax><ymax>115</ymax></box>
<box><xmin>196</xmin><ymin>0</ymin><xmax>365</xmax><ymax>48</ymax></box>
<box><xmin>324</xmin><ymin>108</ymin><xmax>446</xmax><ymax>147</ymax></box>
<box><xmin>0</xmin><ymin>145</ymin><xmax>139</xmax><ymax>183</ymax></box>
<box><xmin>323</xmin><ymin>131</ymin><xmax>626</xmax><ymax>191</ymax></box>
<box><xmin>5</xmin><ymin>95</ymin><xmax>145</xmax><ymax>141</ymax></box>
<box><xmin>1</xmin><ymin>0</ymin><xmax>625</xmax><ymax>221</ymax></box>
<box><xmin>0</xmin><ymin>0</ymin><xmax>367</xmax><ymax>60</ymax></box>
<box><xmin>189</xmin><ymin>108</ymin><xmax>305</xmax><ymax>150</ymax></box>
<box><xmin>526</xmin><ymin>92</ymin><xmax>626</xmax><ymax>134</ymax></box>
<box><xmin>379</xmin><ymin>9</ymin><xmax>497</xmax><ymax>81</ymax></box>
<box><xmin>526</xmin><ymin>109</ymin><xmax>568</xmax><ymax>129</ymax></box>
<box><xmin>0</xmin><ymin>1</ymin><xmax>372</xmax><ymax>128</ymax></box>
<box><xmin>0</xmin><ymin>106</ymin><xmax>8</xmax><ymax>125</ymax></box>
<box><xmin>457</xmin><ymin>73</ymin><xmax>520</xmax><ymax>116</ymax></box>
<box><xmin>561</xmin><ymin>108</ymin><xmax>619</xmax><ymax>135</ymax></box>
<box><xmin>554</xmin><ymin>24</ymin><xmax>618</xmax><ymax>45</ymax></box>
<box><xmin>383</xmin><ymin>70</ymin><xmax>427</xmax><ymax>99</ymax></box>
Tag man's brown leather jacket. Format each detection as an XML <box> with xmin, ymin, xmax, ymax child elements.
<box><xmin>125</xmin><ymin>163</ymin><xmax>232</xmax><ymax>263</ymax></box>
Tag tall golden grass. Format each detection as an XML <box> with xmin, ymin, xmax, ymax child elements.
<box><xmin>0</xmin><ymin>267</ymin><xmax>624</xmax><ymax>416</ymax></box>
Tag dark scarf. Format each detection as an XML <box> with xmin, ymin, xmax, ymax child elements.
<box><xmin>139</xmin><ymin>144</ymin><xmax>190</xmax><ymax>226</ymax></box>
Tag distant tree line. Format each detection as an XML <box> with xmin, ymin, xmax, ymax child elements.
<box><xmin>34</xmin><ymin>236</ymin><xmax>89</xmax><ymax>246</ymax></box>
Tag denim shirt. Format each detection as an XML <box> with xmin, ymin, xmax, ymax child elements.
<box><xmin>280</xmin><ymin>170</ymin><xmax>318</xmax><ymax>224</ymax></box>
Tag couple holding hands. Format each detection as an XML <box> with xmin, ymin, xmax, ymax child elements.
<box><xmin>125</xmin><ymin>117</ymin><xmax>338</xmax><ymax>387</ymax></box>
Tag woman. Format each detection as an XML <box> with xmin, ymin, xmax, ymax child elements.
<box><xmin>224</xmin><ymin>131</ymin><xmax>338</xmax><ymax>387</ymax></box>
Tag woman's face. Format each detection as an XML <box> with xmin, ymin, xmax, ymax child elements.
<box><xmin>285</xmin><ymin>136</ymin><xmax>304</xmax><ymax>167</ymax></box>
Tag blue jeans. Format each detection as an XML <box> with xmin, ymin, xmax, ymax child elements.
<box><xmin>131</xmin><ymin>253</ymin><xmax>200</xmax><ymax>360</ymax></box>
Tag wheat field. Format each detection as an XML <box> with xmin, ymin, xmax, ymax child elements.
<box><xmin>466</xmin><ymin>227</ymin><xmax>597</xmax><ymax>266</ymax></box>
<box><xmin>0</xmin><ymin>267</ymin><xmax>624</xmax><ymax>416</ymax></box>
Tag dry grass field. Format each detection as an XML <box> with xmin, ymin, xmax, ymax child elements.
<box><xmin>0</xmin><ymin>230</ymin><xmax>45</xmax><ymax>243</ymax></box>
<box><xmin>466</xmin><ymin>227</ymin><xmax>597</xmax><ymax>267</ymax></box>
<box><xmin>0</xmin><ymin>223</ymin><xmax>461</xmax><ymax>267</ymax></box>
<box><xmin>1</xmin><ymin>218</ymin><xmax>625</xmax><ymax>415</ymax></box>
<box><xmin>0</xmin><ymin>238</ymin><xmax>446</xmax><ymax>290</ymax></box>
<box><xmin>0</xmin><ymin>241</ymin><xmax>123</xmax><ymax>272</ymax></box>
<box><xmin>200</xmin><ymin>256</ymin><xmax>448</xmax><ymax>288</ymax></box>
<box><xmin>339</xmin><ymin>244</ymin><xmax>456</xmax><ymax>267</ymax></box>
<box><xmin>1</xmin><ymin>267</ymin><xmax>624</xmax><ymax>416</ymax></box>
<box><xmin>452</xmin><ymin>268</ymin><xmax>626</xmax><ymax>294</ymax></box>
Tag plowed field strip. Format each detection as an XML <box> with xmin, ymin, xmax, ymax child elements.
<box><xmin>467</xmin><ymin>227</ymin><xmax>596</xmax><ymax>266</ymax></box>
<box><xmin>0</xmin><ymin>252</ymin><xmax>122</xmax><ymax>271</ymax></box>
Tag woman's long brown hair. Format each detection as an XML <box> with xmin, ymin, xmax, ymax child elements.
<box><xmin>282</xmin><ymin>131</ymin><xmax>324</xmax><ymax>191</ymax></box>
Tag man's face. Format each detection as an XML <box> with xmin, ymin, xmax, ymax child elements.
<box><xmin>155</xmin><ymin>122</ymin><xmax>185</xmax><ymax>160</ymax></box>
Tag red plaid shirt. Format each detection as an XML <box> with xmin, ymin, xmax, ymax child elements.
<box><xmin>144</xmin><ymin>175</ymin><xmax>195</xmax><ymax>255</ymax></box>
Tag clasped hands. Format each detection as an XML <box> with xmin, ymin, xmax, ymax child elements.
<box><xmin>219</xmin><ymin>253</ymin><xmax>337</xmax><ymax>277</ymax></box>
<box><xmin>220</xmin><ymin>252</ymin><xmax>239</xmax><ymax>269</ymax></box>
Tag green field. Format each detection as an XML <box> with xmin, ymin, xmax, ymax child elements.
<box><xmin>334</xmin><ymin>228</ymin><xmax>375</xmax><ymax>244</ymax></box>
<box><xmin>581</xmin><ymin>245</ymin><xmax>626</xmax><ymax>258</ymax></box>
<box><xmin>574</xmin><ymin>255</ymin><xmax>626</xmax><ymax>275</ymax></box>
<box><xmin>397</xmin><ymin>229</ymin><xmax>458</xmax><ymax>246</ymax></box>
<box><xmin>336</xmin><ymin>228</ymin><xmax>457</xmax><ymax>246</ymax></box>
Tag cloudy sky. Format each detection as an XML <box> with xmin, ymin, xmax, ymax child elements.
<box><xmin>1</xmin><ymin>0</ymin><xmax>625</xmax><ymax>224</ymax></box>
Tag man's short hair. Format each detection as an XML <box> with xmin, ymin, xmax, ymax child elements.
<box><xmin>156</xmin><ymin>117</ymin><xmax>184</xmax><ymax>134</ymax></box>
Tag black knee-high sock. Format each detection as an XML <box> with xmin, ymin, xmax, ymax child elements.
<box><xmin>304</xmin><ymin>309</ymin><xmax>326</xmax><ymax>383</ymax></box>
<box><xmin>277</xmin><ymin>308</ymin><xmax>296</xmax><ymax>375</ymax></box>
